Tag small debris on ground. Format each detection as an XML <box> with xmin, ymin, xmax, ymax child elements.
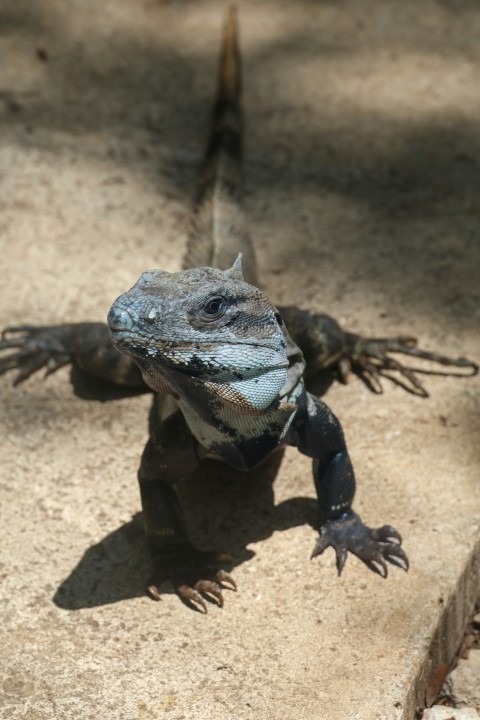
<box><xmin>422</xmin><ymin>599</ymin><xmax>480</xmax><ymax>717</ymax></box>
<box><xmin>423</xmin><ymin>708</ymin><xmax>480</xmax><ymax>720</ymax></box>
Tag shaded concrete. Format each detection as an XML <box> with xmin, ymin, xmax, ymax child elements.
<box><xmin>1</xmin><ymin>1</ymin><xmax>479</xmax><ymax>718</ymax></box>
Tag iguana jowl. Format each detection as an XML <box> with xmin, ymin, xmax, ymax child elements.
<box><xmin>1</xmin><ymin>8</ymin><xmax>477</xmax><ymax>612</ymax></box>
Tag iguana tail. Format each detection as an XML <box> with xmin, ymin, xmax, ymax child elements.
<box><xmin>183</xmin><ymin>6</ymin><xmax>258</xmax><ymax>286</ymax></box>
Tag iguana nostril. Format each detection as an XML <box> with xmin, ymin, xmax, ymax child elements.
<box><xmin>107</xmin><ymin>306</ymin><xmax>134</xmax><ymax>331</ymax></box>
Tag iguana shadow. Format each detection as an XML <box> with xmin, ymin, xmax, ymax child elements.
<box><xmin>53</xmin><ymin>452</ymin><xmax>318</xmax><ymax>610</ymax></box>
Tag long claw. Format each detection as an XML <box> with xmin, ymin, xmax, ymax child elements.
<box><xmin>2</xmin><ymin>324</ymin><xmax>40</xmax><ymax>337</ymax></box>
<box><xmin>374</xmin><ymin>355</ymin><xmax>429</xmax><ymax>396</ymax></box>
<box><xmin>361</xmin><ymin>557</ymin><xmax>388</xmax><ymax>578</ymax></box>
<box><xmin>195</xmin><ymin>580</ymin><xmax>224</xmax><ymax>608</ymax></box>
<box><xmin>146</xmin><ymin>571</ymin><xmax>167</xmax><ymax>601</ymax></box>
<box><xmin>354</xmin><ymin>361</ymin><xmax>384</xmax><ymax>395</ymax></box>
<box><xmin>372</xmin><ymin>525</ymin><xmax>402</xmax><ymax>544</ymax></box>
<box><xmin>310</xmin><ymin>531</ymin><xmax>331</xmax><ymax>559</ymax></box>
<box><xmin>215</xmin><ymin>569</ymin><xmax>237</xmax><ymax>590</ymax></box>
<box><xmin>335</xmin><ymin>546</ymin><xmax>348</xmax><ymax>576</ymax></box>
<box><xmin>146</xmin><ymin>584</ymin><xmax>163</xmax><ymax>601</ymax></box>
<box><xmin>176</xmin><ymin>584</ymin><xmax>208</xmax><ymax>614</ymax></box>
<box><xmin>384</xmin><ymin>556</ymin><xmax>406</xmax><ymax>571</ymax></box>
<box><xmin>384</xmin><ymin>545</ymin><xmax>409</xmax><ymax>571</ymax></box>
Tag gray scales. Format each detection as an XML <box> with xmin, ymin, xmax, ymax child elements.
<box><xmin>0</xmin><ymin>8</ymin><xmax>477</xmax><ymax>612</ymax></box>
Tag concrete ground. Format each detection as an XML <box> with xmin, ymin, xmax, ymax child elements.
<box><xmin>1</xmin><ymin>1</ymin><xmax>479</xmax><ymax>718</ymax></box>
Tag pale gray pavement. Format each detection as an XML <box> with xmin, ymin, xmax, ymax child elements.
<box><xmin>1</xmin><ymin>2</ymin><xmax>480</xmax><ymax>719</ymax></box>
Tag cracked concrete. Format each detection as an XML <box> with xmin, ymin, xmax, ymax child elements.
<box><xmin>1</xmin><ymin>1</ymin><xmax>479</xmax><ymax>719</ymax></box>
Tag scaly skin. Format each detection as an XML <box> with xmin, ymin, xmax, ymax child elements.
<box><xmin>0</xmin><ymin>8</ymin><xmax>477</xmax><ymax>611</ymax></box>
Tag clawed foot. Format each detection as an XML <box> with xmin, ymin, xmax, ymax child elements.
<box><xmin>0</xmin><ymin>325</ymin><xmax>72</xmax><ymax>385</ymax></box>
<box><xmin>311</xmin><ymin>511</ymin><xmax>409</xmax><ymax>578</ymax></box>
<box><xmin>146</xmin><ymin>547</ymin><xmax>236</xmax><ymax>613</ymax></box>
<box><xmin>342</xmin><ymin>333</ymin><xmax>477</xmax><ymax>397</ymax></box>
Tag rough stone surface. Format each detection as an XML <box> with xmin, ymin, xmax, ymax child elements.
<box><xmin>423</xmin><ymin>708</ymin><xmax>480</xmax><ymax>720</ymax></box>
<box><xmin>1</xmin><ymin>1</ymin><xmax>480</xmax><ymax>720</ymax></box>
<box><xmin>448</xmin><ymin>651</ymin><xmax>480</xmax><ymax>710</ymax></box>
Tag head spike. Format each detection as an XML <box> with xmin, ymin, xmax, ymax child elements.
<box><xmin>226</xmin><ymin>253</ymin><xmax>244</xmax><ymax>280</ymax></box>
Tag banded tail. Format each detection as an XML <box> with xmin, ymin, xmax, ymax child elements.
<box><xmin>183</xmin><ymin>6</ymin><xmax>258</xmax><ymax>286</ymax></box>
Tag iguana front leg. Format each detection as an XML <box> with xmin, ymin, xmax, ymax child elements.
<box><xmin>279</xmin><ymin>305</ymin><xmax>477</xmax><ymax>397</ymax></box>
<box><xmin>0</xmin><ymin>322</ymin><xmax>146</xmax><ymax>388</ymax></box>
<box><xmin>139</xmin><ymin>404</ymin><xmax>236</xmax><ymax>612</ymax></box>
<box><xmin>289</xmin><ymin>391</ymin><xmax>409</xmax><ymax>577</ymax></box>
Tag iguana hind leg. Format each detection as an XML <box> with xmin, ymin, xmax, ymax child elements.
<box><xmin>279</xmin><ymin>305</ymin><xmax>477</xmax><ymax>397</ymax></box>
<box><xmin>342</xmin><ymin>333</ymin><xmax>477</xmax><ymax>397</ymax></box>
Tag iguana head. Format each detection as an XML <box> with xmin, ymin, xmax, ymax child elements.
<box><xmin>107</xmin><ymin>257</ymin><xmax>290</xmax><ymax>414</ymax></box>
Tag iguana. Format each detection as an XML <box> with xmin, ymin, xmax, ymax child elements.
<box><xmin>1</xmin><ymin>8</ymin><xmax>476</xmax><ymax>612</ymax></box>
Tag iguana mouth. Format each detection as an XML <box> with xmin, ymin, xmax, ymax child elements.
<box><xmin>109</xmin><ymin>327</ymin><xmax>279</xmax><ymax>351</ymax></box>
<box><xmin>110</xmin><ymin>329</ymin><xmax>288</xmax><ymax>386</ymax></box>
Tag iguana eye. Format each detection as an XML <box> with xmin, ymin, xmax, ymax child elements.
<box><xmin>202</xmin><ymin>296</ymin><xmax>226</xmax><ymax>319</ymax></box>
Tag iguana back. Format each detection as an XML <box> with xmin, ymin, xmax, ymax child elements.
<box><xmin>183</xmin><ymin>6</ymin><xmax>258</xmax><ymax>286</ymax></box>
